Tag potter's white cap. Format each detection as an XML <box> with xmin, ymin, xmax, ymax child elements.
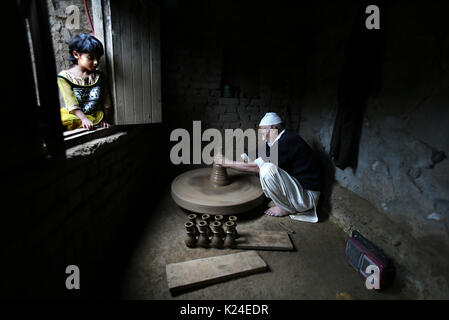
<box><xmin>259</xmin><ymin>112</ymin><xmax>282</xmax><ymax>126</ymax></box>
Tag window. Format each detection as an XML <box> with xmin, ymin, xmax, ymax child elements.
<box><xmin>20</xmin><ymin>0</ymin><xmax>162</xmax><ymax>151</ymax></box>
<box><xmin>92</xmin><ymin>0</ymin><xmax>162</xmax><ymax>125</ymax></box>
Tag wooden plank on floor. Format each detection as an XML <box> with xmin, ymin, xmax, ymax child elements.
<box><xmin>235</xmin><ymin>230</ymin><xmax>294</xmax><ymax>251</ymax></box>
<box><xmin>166</xmin><ymin>250</ymin><xmax>268</xmax><ymax>293</ymax></box>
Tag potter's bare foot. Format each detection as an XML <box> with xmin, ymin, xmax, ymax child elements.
<box><xmin>265</xmin><ymin>206</ymin><xmax>290</xmax><ymax>217</ymax></box>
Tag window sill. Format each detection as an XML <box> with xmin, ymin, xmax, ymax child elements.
<box><xmin>63</xmin><ymin>125</ymin><xmax>121</xmax><ymax>149</ymax></box>
<box><xmin>64</xmin><ymin>125</ymin><xmax>128</xmax><ymax>159</ymax></box>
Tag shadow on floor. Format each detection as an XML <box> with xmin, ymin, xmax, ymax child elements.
<box><xmin>86</xmin><ymin>178</ymin><xmax>171</xmax><ymax>299</ymax></box>
<box><xmin>313</xmin><ymin>146</ymin><xmax>336</xmax><ymax>223</ymax></box>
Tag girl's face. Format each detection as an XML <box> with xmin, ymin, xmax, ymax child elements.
<box><xmin>73</xmin><ymin>51</ymin><xmax>100</xmax><ymax>72</ymax></box>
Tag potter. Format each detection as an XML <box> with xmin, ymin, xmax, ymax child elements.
<box><xmin>214</xmin><ymin>112</ymin><xmax>323</xmax><ymax>221</ymax></box>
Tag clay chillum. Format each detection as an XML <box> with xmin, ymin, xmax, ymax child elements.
<box><xmin>184</xmin><ymin>221</ymin><xmax>197</xmax><ymax>248</ymax></box>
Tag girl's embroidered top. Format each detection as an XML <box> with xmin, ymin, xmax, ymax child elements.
<box><xmin>57</xmin><ymin>70</ymin><xmax>112</xmax><ymax>114</ymax></box>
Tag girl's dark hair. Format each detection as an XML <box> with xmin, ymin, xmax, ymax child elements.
<box><xmin>68</xmin><ymin>33</ymin><xmax>104</xmax><ymax>65</ymax></box>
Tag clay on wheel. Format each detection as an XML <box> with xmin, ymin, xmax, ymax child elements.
<box><xmin>171</xmin><ymin>166</ymin><xmax>265</xmax><ymax>215</ymax></box>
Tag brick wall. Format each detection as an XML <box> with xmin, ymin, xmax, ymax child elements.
<box><xmin>162</xmin><ymin>1</ymin><xmax>305</xmax><ymax>136</ymax></box>
<box><xmin>2</xmin><ymin>125</ymin><xmax>166</xmax><ymax>298</ymax></box>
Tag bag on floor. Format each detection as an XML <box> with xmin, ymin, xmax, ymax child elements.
<box><xmin>345</xmin><ymin>230</ymin><xmax>395</xmax><ymax>290</ymax></box>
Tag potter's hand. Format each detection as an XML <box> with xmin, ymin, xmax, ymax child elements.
<box><xmin>214</xmin><ymin>154</ymin><xmax>225</xmax><ymax>166</ymax></box>
<box><xmin>214</xmin><ymin>154</ymin><xmax>233</xmax><ymax>167</ymax></box>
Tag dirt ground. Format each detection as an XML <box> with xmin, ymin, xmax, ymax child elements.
<box><xmin>117</xmin><ymin>185</ymin><xmax>417</xmax><ymax>300</ymax></box>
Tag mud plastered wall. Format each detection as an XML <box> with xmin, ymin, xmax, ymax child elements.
<box><xmin>47</xmin><ymin>0</ymin><xmax>93</xmax><ymax>72</ymax></box>
<box><xmin>297</xmin><ymin>1</ymin><xmax>449</xmax><ymax>297</ymax></box>
<box><xmin>47</xmin><ymin>0</ymin><xmax>93</xmax><ymax>108</ymax></box>
<box><xmin>299</xmin><ymin>2</ymin><xmax>449</xmax><ymax>253</ymax></box>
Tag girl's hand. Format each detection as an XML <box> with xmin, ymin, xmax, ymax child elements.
<box><xmin>100</xmin><ymin>121</ymin><xmax>112</xmax><ymax>128</ymax></box>
<box><xmin>81</xmin><ymin>118</ymin><xmax>94</xmax><ymax>130</ymax></box>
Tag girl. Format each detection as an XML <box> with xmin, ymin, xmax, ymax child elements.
<box><xmin>58</xmin><ymin>33</ymin><xmax>112</xmax><ymax>131</ymax></box>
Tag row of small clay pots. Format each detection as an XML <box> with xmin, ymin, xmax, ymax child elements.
<box><xmin>188</xmin><ymin>213</ymin><xmax>237</xmax><ymax>225</ymax></box>
<box><xmin>184</xmin><ymin>221</ymin><xmax>238</xmax><ymax>248</ymax></box>
<box><xmin>184</xmin><ymin>214</ymin><xmax>239</xmax><ymax>248</ymax></box>
<box><xmin>184</xmin><ymin>226</ymin><xmax>237</xmax><ymax>248</ymax></box>
<box><xmin>186</xmin><ymin>213</ymin><xmax>239</xmax><ymax>238</ymax></box>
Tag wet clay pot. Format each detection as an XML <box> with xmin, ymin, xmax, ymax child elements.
<box><xmin>187</xmin><ymin>215</ymin><xmax>199</xmax><ymax>237</ymax></box>
<box><xmin>224</xmin><ymin>230</ymin><xmax>236</xmax><ymax>248</ymax></box>
<box><xmin>224</xmin><ymin>220</ymin><xmax>237</xmax><ymax>239</ymax></box>
<box><xmin>185</xmin><ymin>221</ymin><xmax>195</xmax><ymax>233</ymax></box>
<box><xmin>214</xmin><ymin>215</ymin><xmax>224</xmax><ymax>223</ymax></box>
<box><xmin>228</xmin><ymin>215</ymin><xmax>237</xmax><ymax>224</ymax></box>
<box><xmin>201</xmin><ymin>214</ymin><xmax>211</xmax><ymax>224</ymax></box>
<box><xmin>228</xmin><ymin>216</ymin><xmax>239</xmax><ymax>237</ymax></box>
<box><xmin>197</xmin><ymin>220</ymin><xmax>212</xmax><ymax>237</ymax></box>
<box><xmin>185</xmin><ymin>231</ymin><xmax>197</xmax><ymax>248</ymax></box>
<box><xmin>197</xmin><ymin>230</ymin><xmax>210</xmax><ymax>248</ymax></box>
<box><xmin>210</xmin><ymin>230</ymin><xmax>224</xmax><ymax>249</ymax></box>
<box><xmin>188</xmin><ymin>214</ymin><xmax>197</xmax><ymax>224</ymax></box>
<box><xmin>184</xmin><ymin>221</ymin><xmax>197</xmax><ymax>248</ymax></box>
<box><xmin>210</xmin><ymin>220</ymin><xmax>225</xmax><ymax>238</ymax></box>
<box><xmin>209</xmin><ymin>163</ymin><xmax>230</xmax><ymax>187</ymax></box>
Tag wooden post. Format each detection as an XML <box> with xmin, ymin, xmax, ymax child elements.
<box><xmin>26</xmin><ymin>0</ymin><xmax>65</xmax><ymax>160</ymax></box>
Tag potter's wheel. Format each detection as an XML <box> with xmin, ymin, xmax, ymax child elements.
<box><xmin>171</xmin><ymin>164</ymin><xmax>265</xmax><ymax>215</ymax></box>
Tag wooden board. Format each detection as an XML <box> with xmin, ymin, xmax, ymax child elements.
<box><xmin>235</xmin><ymin>230</ymin><xmax>294</xmax><ymax>251</ymax></box>
<box><xmin>166</xmin><ymin>251</ymin><xmax>268</xmax><ymax>293</ymax></box>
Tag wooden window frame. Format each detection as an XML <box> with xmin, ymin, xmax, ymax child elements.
<box><xmin>57</xmin><ymin>0</ymin><xmax>162</xmax><ymax>148</ymax></box>
<box><xmin>16</xmin><ymin>0</ymin><xmax>162</xmax><ymax>153</ymax></box>
<box><xmin>92</xmin><ymin>0</ymin><xmax>162</xmax><ymax>126</ymax></box>
<box><xmin>18</xmin><ymin>0</ymin><xmax>66</xmax><ymax>161</ymax></box>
